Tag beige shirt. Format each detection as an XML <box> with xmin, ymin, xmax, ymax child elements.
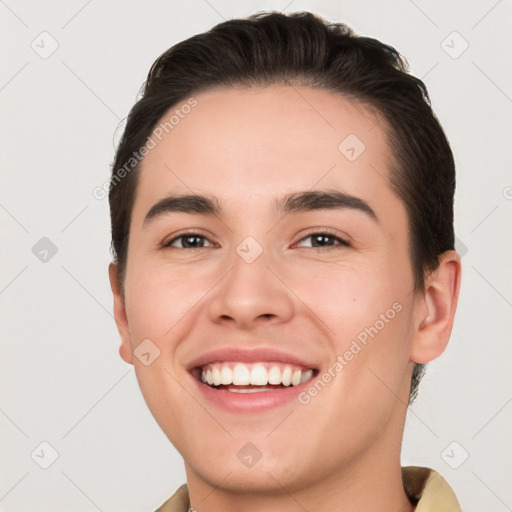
<box><xmin>154</xmin><ymin>466</ymin><xmax>461</xmax><ymax>511</ymax></box>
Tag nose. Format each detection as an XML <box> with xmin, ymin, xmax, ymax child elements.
<box><xmin>207</xmin><ymin>246</ymin><xmax>295</xmax><ymax>329</ymax></box>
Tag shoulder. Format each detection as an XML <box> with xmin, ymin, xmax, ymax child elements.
<box><xmin>153</xmin><ymin>483</ymin><xmax>190</xmax><ymax>512</ymax></box>
<box><xmin>402</xmin><ymin>466</ymin><xmax>462</xmax><ymax>511</ymax></box>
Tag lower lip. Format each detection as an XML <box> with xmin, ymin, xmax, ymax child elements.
<box><xmin>189</xmin><ymin>373</ymin><xmax>314</xmax><ymax>413</ymax></box>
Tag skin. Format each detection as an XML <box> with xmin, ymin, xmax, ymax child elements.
<box><xmin>109</xmin><ymin>85</ymin><xmax>461</xmax><ymax>512</ymax></box>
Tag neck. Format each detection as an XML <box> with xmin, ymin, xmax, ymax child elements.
<box><xmin>185</xmin><ymin>438</ymin><xmax>414</xmax><ymax>512</ymax></box>
<box><xmin>185</xmin><ymin>379</ymin><xmax>415</xmax><ymax>512</ymax></box>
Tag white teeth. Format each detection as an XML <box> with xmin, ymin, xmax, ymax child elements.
<box><xmin>212</xmin><ymin>366</ymin><xmax>221</xmax><ymax>386</ymax></box>
<box><xmin>250</xmin><ymin>364</ymin><xmax>268</xmax><ymax>385</ymax></box>
<box><xmin>199</xmin><ymin>362</ymin><xmax>315</xmax><ymax>388</ymax></box>
<box><xmin>300</xmin><ymin>369</ymin><xmax>313</xmax><ymax>383</ymax></box>
<box><xmin>220</xmin><ymin>366</ymin><xmax>232</xmax><ymax>385</ymax></box>
<box><xmin>228</xmin><ymin>387</ymin><xmax>274</xmax><ymax>393</ymax></box>
<box><xmin>268</xmin><ymin>366</ymin><xmax>281</xmax><ymax>385</ymax></box>
<box><xmin>291</xmin><ymin>369</ymin><xmax>301</xmax><ymax>386</ymax></box>
<box><xmin>281</xmin><ymin>366</ymin><xmax>292</xmax><ymax>386</ymax></box>
<box><xmin>232</xmin><ymin>363</ymin><xmax>250</xmax><ymax>385</ymax></box>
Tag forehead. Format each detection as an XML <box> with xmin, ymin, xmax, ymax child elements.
<box><xmin>133</xmin><ymin>85</ymin><xmax>398</xmax><ymax>222</ymax></box>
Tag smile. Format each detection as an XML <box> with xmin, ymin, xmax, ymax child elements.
<box><xmin>186</xmin><ymin>346</ymin><xmax>321</xmax><ymax>411</ymax></box>
<box><xmin>196</xmin><ymin>361</ymin><xmax>316</xmax><ymax>392</ymax></box>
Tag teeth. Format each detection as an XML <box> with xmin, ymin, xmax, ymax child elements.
<box><xmin>250</xmin><ymin>365</ymin><xmax>268</xmax><ymax>385</ymax></box>
<box><xmin>281</xmin><ymin>366</ymin><xmax>292</xmax><ymax>386</ymax></box>
<box><xmin>199</xmin><ymin>362</ymin><xmax>315</xmax><ymax>388</ymax></box>
<box><xmin>212</xmin><ymin>366</ymin><xmax>221</xmax><ymax>386</ymax></box>
<box><xmin>291</xmin><ymin>369</ymin><xmax>301</xmax><ymax>386</ymax></box>
<box><xmin>233</xmin><ymin>363</ymin><xmax>250</xmax><ymax>385</ymax></box>
<box><xmin>300</xmin><ymin>369</ymin><xmax>313</xmax><ymax>383</ymax></box>
<box><xmin>220</xmin><ymin>366</ymin><xmax>232</xmax><ymax>385</ymax></box>
<box><xmin>228</xmin><ymin>387</ymin><xmax>275</xmax><ymax>393</ymax></box>
<box><xmin>268</xmin><ymin>366</ymin><xmax>281</xmax><ymax>385</ymax></box>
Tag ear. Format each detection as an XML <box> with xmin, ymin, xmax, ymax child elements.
<box><xmin>410</xmin><ymin>250</ymin><xmax>462</xmax><ymax>364</ymax></box>
<box><xmin>108</xmin><ymin>262</ymin><xmax>133</xmax><ymax>365</ymax></box>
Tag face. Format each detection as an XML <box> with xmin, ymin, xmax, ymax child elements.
<box><xmin>112</xmin><ymin>85</ymin><xmax>435</xmax><ymax>493</ymax></box>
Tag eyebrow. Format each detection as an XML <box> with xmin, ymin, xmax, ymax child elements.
<box><xmin>143</xmin><ymin>189</ymin><xmax>378</xmax><ymax>227</ymax></box>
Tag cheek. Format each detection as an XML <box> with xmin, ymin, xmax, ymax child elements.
<box><xmin>285</xmin><ymin>259</ymin><xmax>412</xmax><ymax>392</ymax></box>
<box><xmin>124</xmin><ymin>257</ymin><xmax>213</xmax><ymax>342</ymax></box>
<box><xmin>282</xmin><ymin>257</ymin><xmax>405</xmax><ymax>336</ymax></box>
<box><xmin>122</xmin><ymin>262</ymin><xmax>209</xmax><ymax>443</ymax></box>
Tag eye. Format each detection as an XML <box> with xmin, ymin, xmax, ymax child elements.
<box><xmin>295</xmin><ymin>230</ymin><xmax>351</xmax><ymax>249</ymax></box>
<box><xmin>161</xmin><ymin>230</ymin><xmax>350</xmax><ymax>250</ymax></box>
<box><xmin>162</xmin><ymin>231</ymin><xmax>215</xmax><ymax>249</ymax></box>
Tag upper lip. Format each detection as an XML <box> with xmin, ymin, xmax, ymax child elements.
<box><xmin>186</xmin><ymin>346</ymin><xmax>320</xmax><ymax>371</ymax></box>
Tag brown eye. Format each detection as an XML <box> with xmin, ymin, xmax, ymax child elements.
<box><xmin>296</xmin><ymin>232</ymin><xmax>350</xmax><ymax>249</ymax></box>
<box><xmin>163</xmin><ymin>233</ymin><xmax>214</xmax><ymax>249</ymax></box>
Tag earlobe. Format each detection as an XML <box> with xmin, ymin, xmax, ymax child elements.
<box><xmin>108</xmin><ymin>262</ymin><xmax>133</xmax><ymax>365</ymax></box>
<box><xmin>410</xmin><ymin>250</ymin><xmax>462</xmax><ymax>365</ymax></box>
<box><xmin>119</xmin><ymin>342</ymin><xmax>133</xmax><ymax>365</ymax></box>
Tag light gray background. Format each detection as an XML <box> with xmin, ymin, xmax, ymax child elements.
<box><xmin>1</xmin><ymin>0</ymin><xmax>511</xmax><ymax>511</ymax></box>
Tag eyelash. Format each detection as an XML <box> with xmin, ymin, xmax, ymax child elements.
<box><xmin>161</xmin><ymin>229</ymin><xmax>351</xmax><ymax>250</ymax></box>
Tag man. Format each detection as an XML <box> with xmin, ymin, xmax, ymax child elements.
<box><xmin>108</xmin><ymin>11</ymin><xmax>462</xmax><ymax>511</ymax></box>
